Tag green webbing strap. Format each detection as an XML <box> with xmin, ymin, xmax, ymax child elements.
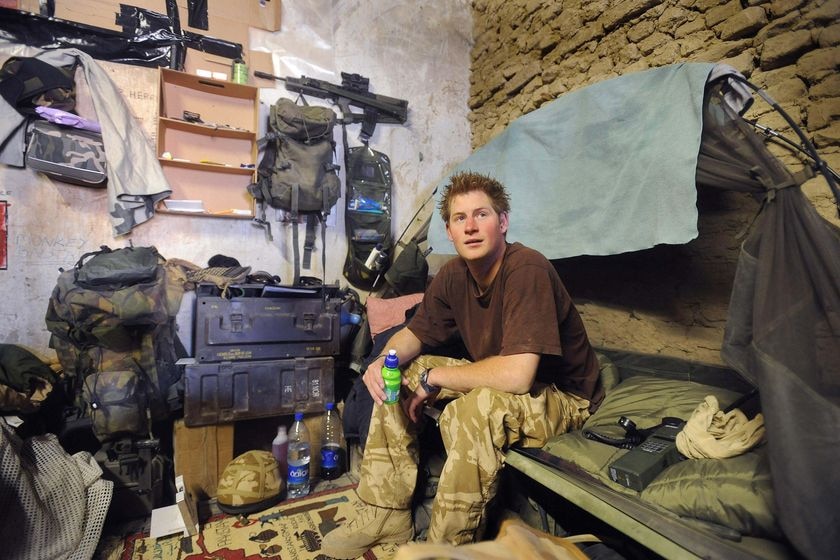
<box><xmin>291</xmin><ymin>183</ymin><xmax>301</xmax><ymax>285</ymax></box>
<box><xmin>321</xmin><ymin>216</ymin><xmax>327</xmax><ymax>286</ymax></box>
<box><xmin>303</xmin><ymin>214</ymin><xmax>316</xmax><ymax>269</ymax></box>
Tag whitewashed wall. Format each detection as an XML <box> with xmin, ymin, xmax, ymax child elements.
<box><xmin>0</xmin><ymin>0</ymin><xmax>473</xmax><ymax>358</ymax></box>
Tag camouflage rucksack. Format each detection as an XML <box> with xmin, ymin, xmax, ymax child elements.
<box><xmin>45</xmin><ymin>246</ymin><xmax>170</xmax><ymax>350</ymax></box>
<box><xmin>45</xmin><ymin>245</ymin><xmax>185</xmax><ymax>441</ymax></box>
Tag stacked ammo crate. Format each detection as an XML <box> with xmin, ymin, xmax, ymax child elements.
<box><xmin>183</xmin><ymin>283</ymin><xmax>339</xmax><ymax>427</ymax></box>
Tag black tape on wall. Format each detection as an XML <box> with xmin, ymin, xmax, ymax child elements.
<box><xmin>188</xmin><ymin>0</ymin><xmax>209</xmax><ymax>30</ymax></box>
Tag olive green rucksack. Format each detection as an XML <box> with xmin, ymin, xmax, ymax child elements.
<box><xmin>249</xmin><ymin>98</ymin><xmax>341</xmax><ymax>284</ymax></box>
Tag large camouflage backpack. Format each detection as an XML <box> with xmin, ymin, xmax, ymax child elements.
<box><xmin>45</xmin><ymin>245</ymin><xmax>186</xmax><ymax>441</ymax></box>
<box><xmin>248</xmin><ymin>98</ymin><xmax>341</xmax><ymax>284</ymax></box>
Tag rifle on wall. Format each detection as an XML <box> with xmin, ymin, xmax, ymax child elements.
<box><xmin>254</xmin><ymin>70</ymin><xmax>409</xmax><ymax>141</ymax></box>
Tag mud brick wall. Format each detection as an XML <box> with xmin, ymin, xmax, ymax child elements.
<box><xmin>469</xmin><ymin>0</ymin><xmax>840</xmax><ymax>364</ymax></box>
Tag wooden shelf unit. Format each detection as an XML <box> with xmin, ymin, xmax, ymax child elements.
<box><xmin>157</xmin><ymin>68</ymin><xmax>259</xmax><ymax>218</ymax></box>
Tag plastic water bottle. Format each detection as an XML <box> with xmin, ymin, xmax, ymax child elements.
<box><xmin>382</xmin><ymin>349</ymin><xmax>401</xmax><ymax>404</ymax></box>
<box><xmin>320</xmin><ymin>402</ymin><xmax>344</xmax><ymax>480</ymax></box>
<box><xmin>287</xmin><ymin>412</ymin><xmax>311</xmax><ymax>498</ymax></box>
<box><xmin>272</xmin><ymin>425</ymin><xmax>289</xmax><ymax>480</ymax></box>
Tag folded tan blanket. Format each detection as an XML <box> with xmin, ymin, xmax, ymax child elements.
<box><xmin>676</xmin><ymin>395</ymin><xmax>766</xmax><ymax>459</ymax></box>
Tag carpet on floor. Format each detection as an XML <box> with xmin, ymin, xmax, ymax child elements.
<box><xmin>118</xmin><ymin>484</ymin><xmax>399</xmax><ymax>560</ymax></box>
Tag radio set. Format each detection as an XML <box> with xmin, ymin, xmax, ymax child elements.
<box><xmin>586</xmin><ymin>416</ymin><xmax>687</xmax><ymax>492</ymax></box>
<box><xmin>608</xmin><ymin>417</ymin><xmax>686</xmax><ymax>491</ymax></box>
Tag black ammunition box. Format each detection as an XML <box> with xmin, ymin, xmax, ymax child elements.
<box><xmin>183</xmin><ymin>356</ymin><xmax>334</xmax><ymax>426</ymax></box>
<box><xmin>193</xmin><ymin>283</ymin><xmax>341</xmax><ymax>362</ymax></box>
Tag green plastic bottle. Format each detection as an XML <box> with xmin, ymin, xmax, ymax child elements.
<box><xmin>382</xmin><ymin>349</ymin><xmax>401</xmax><ymax>404</ymax></box>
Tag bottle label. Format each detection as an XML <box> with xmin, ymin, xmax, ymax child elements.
<box><xmin>288</xmin><ymin>464</ymin><xmax>309</xmax><ymax>485</ymax></box>
<box><xmin>382</xmin><ymin>366</ymin><xmax>401</xmax><ymax>404</ymax></box>
<box><xmin>383</xmin><ymin>385</ymin><xmax>400</xmax><ymax>404</ymax></box>
<box><xmin>321</xmin><ymin>447</ymin><xmax>338</xmax><ymax>469</ymax></box>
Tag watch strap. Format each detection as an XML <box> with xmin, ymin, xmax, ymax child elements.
<box><xmin>420</xmin><ymin>367</ymin><xmax>440</xmax><ymax>394</ymax></box>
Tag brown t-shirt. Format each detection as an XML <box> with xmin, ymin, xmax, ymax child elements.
<box><xmin>408</xmin><ymin>242</ymin><xmax>604</xmax><ymax>411</ymax></box>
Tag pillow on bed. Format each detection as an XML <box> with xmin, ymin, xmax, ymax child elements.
<box><xmin>543</xmin><ymin>375</ymin><xmax>779</xmax><ymax>538</ymax></box>
<box><xmin>366</xmin><ymin>293</ymin><xmax>424</xmax><ymax>337</ymax></box>
<box><xmin>641</xmin><ymin>448</ymin><xmax>780</xmax><ymax>538</ymax></box>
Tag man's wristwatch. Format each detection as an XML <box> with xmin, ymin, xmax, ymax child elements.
<box><xmin>419</xmin><ymin>367</ymin><xmax>440</xmax><ymax>395</ymax></box>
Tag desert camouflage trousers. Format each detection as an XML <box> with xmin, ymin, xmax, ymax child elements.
<box><xmin>357</xmin><ymin>355</ymin><xmax>592</xmax><ymax>545</ymax></box>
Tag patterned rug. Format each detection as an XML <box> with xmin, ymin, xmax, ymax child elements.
<box><xmin>118</xmin><ymin>484</ymin><xmax>399</xmax><ymax>560</ymax></box>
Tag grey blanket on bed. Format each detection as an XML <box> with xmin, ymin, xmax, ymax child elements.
<box><xmin>428</xmin><ymin>62</ymin><xmax>723</xmax><ymax>259</ymax></box>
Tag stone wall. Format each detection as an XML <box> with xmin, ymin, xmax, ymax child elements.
<box><xmin>469</xmin><ymin>0</ymin><xmax>840</xmax><ymax>363</ymax></box>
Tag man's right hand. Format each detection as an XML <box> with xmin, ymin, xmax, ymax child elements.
<box><xmin>361</xmin><ymin>327</ymin><xmax>424</xmax><ymax>405</ymax></box>
<box><xmin>362</xmin><ymin>354</ymin><xmax>389</xmax><ymax>405</ymax></box>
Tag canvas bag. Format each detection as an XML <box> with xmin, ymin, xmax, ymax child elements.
<box><xmin>25</xmin><ymin>120</ymin><xmax>107</xmax><ymax>187</ymax></box>
<box><xmin>45</xmin><ymin>246</ymin><xmax>169</xmax><ymax>351</ymax></box>
<box><xmin>342</xmin><ymin>145</ymin><xmax>393</xmax><ymax>290</ymax></box>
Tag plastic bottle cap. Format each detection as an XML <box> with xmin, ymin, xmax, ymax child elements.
<box><xmin>384</xmin><ymin>349</ymin><xmax>399</xmax><ymax>368</ymax></box>
<box><xmin>294</xmin><ymin>411</ymin><xmax>303</xmax><ymax>421</ymax></box>
<box><xmin>325</xmin><ymin>402</ymin><xmax>334</xmax><ymax>411</ymax></box>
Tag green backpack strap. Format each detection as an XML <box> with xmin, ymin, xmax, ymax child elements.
<box><xmin>291</xmin><ymin>183</ymin><xmax>301</xmax><ymax>285</ymax></box>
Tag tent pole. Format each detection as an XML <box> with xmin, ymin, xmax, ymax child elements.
<box><xmin>730</xmin><ymin>75</ymin><xmax>840</xmax><ymax>217</ymax></box>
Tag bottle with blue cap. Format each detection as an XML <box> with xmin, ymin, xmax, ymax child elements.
<box><xmin>382</xmin><ymin>349</ymin><xmax>401</xmax><ymax>404</ymax></box>
<box><xmin>286</xmin><ymin>411</ymin><xmax>311</xmax><ymax>498</ymax></box>
<box><xmin>320</xmin><ymin>402</ymin><xmax>344</xmax><ymax>480</ymax></box>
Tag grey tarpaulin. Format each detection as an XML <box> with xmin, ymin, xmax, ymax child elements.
<box><xmin>427</xmin><ymin>62</ymin><xmax>752</xmax><ymax>260</ymax></box>
<box><xmin>0</xmin><ymin>43</ymin><xmax>171</xmax><ymax>236</ymax></box>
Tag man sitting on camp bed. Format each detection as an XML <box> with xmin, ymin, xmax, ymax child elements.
<box><xmin>322</xmin><ymin>171</ymin><xmax>605</xmax><ymax>557</ymax></box>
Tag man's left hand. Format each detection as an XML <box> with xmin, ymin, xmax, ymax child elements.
<box><xmin>402</xmin><ymin>385</ymin><xmax>434</xmax><ymax>423</ymax></box>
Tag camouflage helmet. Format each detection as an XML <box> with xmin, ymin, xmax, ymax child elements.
<box><xmin>217</xmin><ymin>450</ymin><xmax>283</xmax><ymax>515</ymax></box>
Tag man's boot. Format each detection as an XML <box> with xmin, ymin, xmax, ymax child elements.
<box><xmin>320</xmin><ymin>503</ymin><xmax>413</xmax><ymax>559</ymax></box>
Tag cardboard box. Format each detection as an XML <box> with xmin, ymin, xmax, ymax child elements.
<box><xmin>53</xmin><ymin>0</ymin><xmax>124</xmax><ymax>31</ymax></box>
<box><xmin>49</xmin><ymin>0</ymin><xmax>278</xmax><ymax>44</ymax></box>
<box><xmin>173</xmin><ymin>419</ymin><xmax>234</xmax><ymax>500</ymax></box>
<box><xmin>249</xmin><ymin>0</ymin><xmax>281</xmax><ymax>32</ymax></box>
<box><xmin>249</xmin><ymin>50</ymin><xmax>276</xmax><ymax>87</ymax></box>
<box><xmin>177</xmin><ymin>9</ymin><xmax>250</xmax><ymax>50</ymax></box>
<box><xmin>181</xmin><ymin>0</ymin><xmax>281</xmax><ymax>32</ymax></box>
<box><xmin>184</xmin><ymin>48</ymin><xmax>275</xmax><ymax>87</ymax></box>
<box><xmin>183</xmin><ymin>49</ymin><xmax>235</xmax><ymax>82</ymax></box>
<box><xmin>18</xmin><ymin>0</ymin><xmax>39</xmax><ymax>13</ymax></box>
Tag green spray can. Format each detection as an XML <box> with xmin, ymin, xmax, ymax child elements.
<box><xmin>382</xmin><ymin>349</ymin><xmax>401</xmax><ymax>404</ymax></box>
<box><xmin>231</xmin><ymin>58</ymin><xmax>248</xmax><ymax>84</ymax></box>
